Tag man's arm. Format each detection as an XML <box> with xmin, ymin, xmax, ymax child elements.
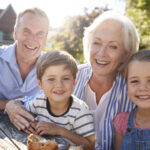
<box><xmin>6</xmin><ymin>100</ymin><xmax>35</xmax><ymax>131</ymax></box>
<box><xmin>0</xmin><ymin>100</ymin><xmax>10</xmax><ymax>110</ymax></box>
<box><xmin>0</xmin><ymin>95</ymin><xmax>24</xmax><ymax>110</ymax></box>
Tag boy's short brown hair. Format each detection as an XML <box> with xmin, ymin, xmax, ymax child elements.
<box><xmin>36</xmin><ymin>50</ymin><xmax>78</xmax><ymax>80</ymax></box>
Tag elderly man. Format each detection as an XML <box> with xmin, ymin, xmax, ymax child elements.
<box><xmin>0</xmin><ymin>7</ymin><xmax>49</xmax><ymax>132</ymax></box>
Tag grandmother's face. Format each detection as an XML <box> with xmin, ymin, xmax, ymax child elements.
<box><xmin>89</xmin><ymin>20</ymin><xmax>129</xmax><ymax>78</ymax></box>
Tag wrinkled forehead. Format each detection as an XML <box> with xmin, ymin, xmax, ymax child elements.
<box><xmin>95</xmin><ymin>19</ymin><xmax>123</xmax><ymax>33</ymax></box>
<box><xmin>91</xmin><ymin>20</ymin><xmax>123</xmax><ymax>42</ymax></box>
<box><xmin>17</xmin><ymin>12</ymin><xmax>49</xmax><ymax>30</ymax></box>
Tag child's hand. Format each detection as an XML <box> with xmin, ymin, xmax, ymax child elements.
<box><xmin>35</xmin><ymin>121</ymin><xmax>59</xmax><ymax>136</ymax></box>
<box><xmin>30</xmin><ymin>121</ymin><xmax>38</xmax><ymax>130</ymax></box>
<box><xmin>24</xmin><ymin>121</ymin><xmax>38</xmax><ymax>134</ymax></box>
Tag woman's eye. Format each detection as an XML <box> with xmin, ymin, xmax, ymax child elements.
<box><xmin>48</xmin><ymin>78</ymin><xmax>55</xmax><ymax>81</ymax></box>
<box><xmin>110</xmin><ymin>45</ymin><xmax>117</xmax><ymax>49</ymax></box>
<box><xmin>63</xmin><ymin>78</ymin><xmax>70</xmax><ymax>80</ymax></box>
<box><xmin>130</xmin><ymin>80</ymin><xmax>138</xmax><ymax>83</ymax></box>
<box><xmin>93</xmin><ymin>42</ymin><xmax>101</xmax><ymax>45</ymax></box>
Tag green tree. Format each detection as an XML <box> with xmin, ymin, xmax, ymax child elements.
<box><xmin>48</xmin><ymin>7</ymin><xmax>105</xmax><ymax>63</ymax></box>
<box><xmin>126</xmin><ymin>0</ymin><xmax>150</xmax><ymax>49</ymax></box>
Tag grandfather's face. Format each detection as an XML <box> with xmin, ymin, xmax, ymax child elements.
<box><xmin>14</xmin><ymin>12</ymin><xmax>49</xmax><ymax>61</ymax></box>
<box><xmin>89</xmin><ymin>20</ymin><xmax>129</xmax><ymax>78</ymax></box>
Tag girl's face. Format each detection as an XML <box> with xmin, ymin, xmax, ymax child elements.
<box><xmin>127</xmin><ymin>60</ymin><xmax>150</xmax><ymax>108</ymax></box>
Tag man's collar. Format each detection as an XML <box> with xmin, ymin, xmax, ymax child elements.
<box><xmin>0</xmin><ymin>42</ymin><xmax>17</xmax><ymax>64</ymax></box>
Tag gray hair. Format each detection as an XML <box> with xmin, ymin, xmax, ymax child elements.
<box><xmin>83</xmin><ymin>11</ymin><xmax>140</xmax><ymax>63</ymax></box>
<box><xmin>14</xmin><ymin>7</ymin><xmax>49</xmax><ymax>31</ymax></box>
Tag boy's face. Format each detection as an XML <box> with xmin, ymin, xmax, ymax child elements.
<box><xmin>38</xmin><ymin>64</ymin><xmax>75</xmax><ymax>104</ymax></box>
<box><xmin>127</xmin><ymin>60</ymin><xmax>150</xmax><ymax>109</ymax></box>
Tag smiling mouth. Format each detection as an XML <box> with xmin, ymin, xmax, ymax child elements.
<box><xmin>54</xmin><ymin>90</ymin><xmax>65</xmax><ymax>94</ymax></box>
<box><xmin>95</xmin><ymin>59</ymin><xmax>109</xmax><ymax>65</ymax></box>
<box><xmin>136</xmin><ymin>95</ymin><xmax>150</xmax><ymax>100</ymax></box>
<box><xmin>25</xmin><ymin>44</ymin><xmax>38</xmax><ymax>50</ymax></box>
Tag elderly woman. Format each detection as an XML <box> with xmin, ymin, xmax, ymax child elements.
<box><xmin>73</xmin><ymin>11</ymin><xmax>139</xmax><ymax>150</ymax></box>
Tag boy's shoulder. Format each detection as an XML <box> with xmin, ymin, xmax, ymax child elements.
<box><xmin>71</xmin><ymin>95</ymin><xmax>89</xmax><ymax>110</ymax></box>
<box><xmin>33</xmin><ymin>93</ymin><xmax>47</xmax><ymax>106</ymax></box>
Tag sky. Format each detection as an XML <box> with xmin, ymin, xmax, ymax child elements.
<box><xmin>0</xmin><ymin>0</ymin><xmax>125</xmax><ymax>28</ymax></box>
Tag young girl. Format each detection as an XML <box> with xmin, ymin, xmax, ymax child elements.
<box><xmin>113</xmin><ymin>50</ymin><xmax>150</xmax><ymax>150</ymax></box>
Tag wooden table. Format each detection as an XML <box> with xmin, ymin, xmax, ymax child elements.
<box><xmin>0</xmin><ymin>111</ymin><xmax>28</xmax><ymax>150</ymax></box>
<box><xmin>0</xmin><ymin>112</ymin><xmax>74</xmax><ymax>150</ymax></box>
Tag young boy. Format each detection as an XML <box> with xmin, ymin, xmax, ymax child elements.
<box><xmin>25</xmin><ymin>50</ymin><xmax>95</xmax><ymax>150</ymax></box>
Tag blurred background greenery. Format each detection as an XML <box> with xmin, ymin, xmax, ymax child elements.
<box><xmin>46</xmin><ymin>0</ymin><xmax>150</xmax><ymax>63</ymax></box>
<box><xmin>1</xmin><ymin>0</ymin><xmax>149</xmax><ymax>63</ymax></box>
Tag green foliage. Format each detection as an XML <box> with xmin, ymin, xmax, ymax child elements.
<box><xmin>126</xmin><ymin>0</ymin><xmax>150</xmax><ymax>49</ymax></box>
<box><xmin>47</xmin><ymin>8</ymin><xmax>105</xmax><ymax>63</ymax></box>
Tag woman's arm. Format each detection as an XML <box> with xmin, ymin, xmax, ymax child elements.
<box><xmin>36</xmin><ymin>121</ymin><xmax>95</xmax><ymax>150</ymax></box>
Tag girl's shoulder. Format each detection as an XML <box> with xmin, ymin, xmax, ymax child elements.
<box><xmin>113</xmin><ymin>112</ymin><xmax>130</xmax><ymax>136</ymax></box>
<box><xmin>115</xmin><ymin>112</ymin><xmax>130</xmax><ymax>120</ymax></box>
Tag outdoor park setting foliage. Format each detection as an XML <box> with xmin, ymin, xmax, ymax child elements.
<box><xmin>47</xmin><ymin>7</ymin><xmax>106</xmax><ymax>63</ymax></box>
<box><xmin>126</xmin><ymin>0</ymin><xmax>150</xmax><ymax>50</ymax></box>
<box><xmin>47</xmin><ymin>0</ymin><xmax>150</xmax><ymax>63</ymax></box>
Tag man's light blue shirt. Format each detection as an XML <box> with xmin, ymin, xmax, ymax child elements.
<box><xmin>0</xmin><ymin>43</ymin><xmax>42</xmax><ymax>101</ymax></box>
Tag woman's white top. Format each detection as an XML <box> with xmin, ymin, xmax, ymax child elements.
<box><xmin>73</xmin><ymin>64</ymin><xmax>135</xmax><ymax>150</ymax></box>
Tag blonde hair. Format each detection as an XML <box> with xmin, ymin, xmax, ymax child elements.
<box><xmin>83</xmin><ymin>11</ymin><xmax>140</xmax><ymax>63</ymax></box>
